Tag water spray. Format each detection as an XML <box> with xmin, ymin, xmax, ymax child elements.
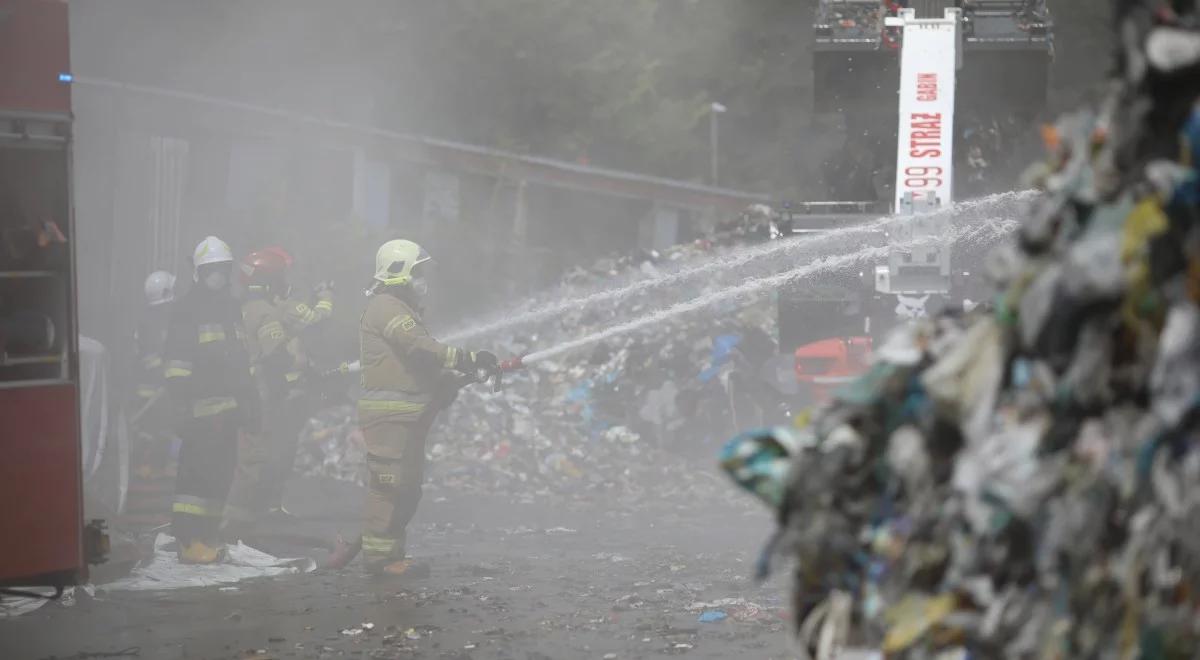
<box><xmin>443</xmin><ymin>190</ymin><xmax>1032</xmax><ymax>343</ymax></box>
<box><xmin>506</xmin><ymin>216</ymin><xmax>1017</xmax><ymax>367</ymax></box>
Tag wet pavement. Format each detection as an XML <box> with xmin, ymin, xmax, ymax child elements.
<box><xmin>0</xmin><ymin>476</ymin><xmax>795</xmax><ymax>660</ymax></box>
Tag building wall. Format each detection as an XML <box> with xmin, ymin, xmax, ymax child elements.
<box><xmin>71</xmin><ymin>86</ymin><xmax>711</xmax><ymax>360</ymax></box>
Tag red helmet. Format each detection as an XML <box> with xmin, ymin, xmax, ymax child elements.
<box><xmin>239</xmin><ymin>248</ymin><xmax>290</xmax><ymax>294</ymax></box>
<box><xmin>262</xmin><ymin>246</ymin><xmax>294</xmax><ymax>268</ymax></box>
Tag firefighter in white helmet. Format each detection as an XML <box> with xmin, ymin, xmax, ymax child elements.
<box><xmin>133</xmin><ymin>270</ymin><xmax>176</xmax><ymax>405</ymax></box>
<box><xmin>127</xmin><ymin>270</ymin><xmax>178</xmax><ymax>492</ymax></box>
<box><xmin>327</xmin><ymin>239</ymin><xmax>497</xmax><ymax>575</ymax></box>
<box><xmin>161</xmin><ymin>236</ymin><xmax>259</xmax><ymax>563</ymax></box>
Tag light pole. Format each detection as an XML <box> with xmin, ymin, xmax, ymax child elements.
<box><xmin>709</xmin><ymin>101</ymin><xmax>726</xmax><ymax>186</ymax></box>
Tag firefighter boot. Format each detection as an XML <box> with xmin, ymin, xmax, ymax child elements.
<box><xmin>375</xmin><ymin>558</ymin><xmax>431</xmax><ymax>579</ymax></box>
<box><xmin>322</xmin><ymin>535</ymin><xmax>363</xmax><ymax>570</ymax></box>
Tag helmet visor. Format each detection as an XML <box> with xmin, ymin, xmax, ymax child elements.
<box><xmin>384</xmin><ymin>246</ymin><xmax>432</xmax><ymax>280</ymax></box>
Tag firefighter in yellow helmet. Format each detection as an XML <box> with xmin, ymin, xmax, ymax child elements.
<box><xmin>337</xmin><ymin>239</ymin><xmax>497</xmax><ymax>576</ymax></box>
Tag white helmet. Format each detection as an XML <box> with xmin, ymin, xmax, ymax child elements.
<box><xmin>143</xmin><ymin>271</ymin><xmax>176</xmax><ymax>306</ymax></box>
<box><xmin>374</xmin><ymin>239</ymin><xmax>431</xmax><ymax>286</ymax></box>
<box><xmin>192</xmin><ymin>235</ymin><xmax>234</xmax><ymax>281</ymax></box>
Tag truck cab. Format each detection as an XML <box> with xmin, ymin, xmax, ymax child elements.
<box><xmin>0</xmin><ymin>0</ymin><xmax>105</xmax><ymax>592</ymax></box>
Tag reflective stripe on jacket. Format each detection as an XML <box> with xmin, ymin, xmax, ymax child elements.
<box><xmin>359</xmin><ymin>292</ymin><xmax>463</xmax><ymax>426</ymax></box>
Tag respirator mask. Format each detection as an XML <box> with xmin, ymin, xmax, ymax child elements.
<box><xmin>411</xmin><ymin>276</ymin><xmax>429</xmax><ymax>299</ymax></box>
<box><xmin>198</xmin><ymin>263</ymin><xmax>232</xmax><ymax>292</ymax></box>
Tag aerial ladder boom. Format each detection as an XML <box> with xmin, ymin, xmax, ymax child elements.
<box><xmin>877</xmin><ymin>7</ymin><xmax>962</xmax><ymax>301</ymax></box>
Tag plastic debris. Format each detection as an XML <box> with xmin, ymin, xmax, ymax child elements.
<box><xmin>295</xmin><ymin>215</ymin><xmax>814</xmax><ymax>508</ymax></box>
<box><xmin>697</xmin><ymin>610</ymin><xmax>727</xmax><ymax>623</ymax></box>
<box><xmin>99</xmin><ymin>534</ymin><xmax>314</xmax><ymax>592</ymax></box>
<box><xmin>723</xmin><ymin>3</ymin><xmax>1200</xmax><ymax>657</ymax></box>
<box><xmin>296</xmin><ymin>188</ymin><xmax>1015</xmax><ymax>517</ymax></box>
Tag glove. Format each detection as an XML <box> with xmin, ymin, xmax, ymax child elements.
<box><xmin>466</xmin><ymin>350</ymin><xmax>500</xmax><ymax>383</ymax></box>
<box><xmin>313</xmin><ymin>280</ymin><xmax>334</xmax><ymax>296</ymax></box>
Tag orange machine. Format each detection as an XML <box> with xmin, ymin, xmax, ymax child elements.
<box><xmin>777</xmin><ymin>277</ymin><xmax>875</xmax><ymax>406</ymax></box>
<box><xmin>793</xmin><ymin>336</ymin><xmax>872</xmax><ymax>404</ymax></box>
<box><xmin>0</xmin><ymin>0</ymin><xmax>102</xmax><ymax>590</ymax></box>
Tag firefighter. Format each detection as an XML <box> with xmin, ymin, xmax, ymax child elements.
<box><xmin>163</xmin><ymin>236</ymin><xmax>259</xmax><ymax>563</ymax></box>
<box><xmin>260</xmin><ymin>246</ymin><xmax>333</xmax><ymax>518</ymax></box>
<box><xmin>128</xmin><ymin>271</ymin><xmax>176</xmax><ymax>491</ymax></box>
<box><xmin>224</xmin><ymin>247</ymin><xmax>327</xmax><ymax>530</ymax></box>
<box><xmin>335</xmin><ymin>239</ymin><xmax>497</xmax><ymax>576</ymax></box>
<box><xmin>131</xmin><ymin>270</ymin><xmax>175</xmax><ymax>422</ymax></box>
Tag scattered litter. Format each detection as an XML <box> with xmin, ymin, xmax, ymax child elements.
<box><xmin>687</xmin><ymin>597</ymin><xmax>770</xmax><ymax>623</ymax></box>
<box><xmin>697</xmin><ymin>610</ymin><xmax>727</xmax><ymax>623</ymax></box>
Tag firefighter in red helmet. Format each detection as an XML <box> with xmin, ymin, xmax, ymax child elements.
<box><xmin>224</xmin><ymin>247</ymin><xmax>329</xmax><ymax>532</ymax></box>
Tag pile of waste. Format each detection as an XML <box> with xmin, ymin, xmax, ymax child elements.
<box><xmin>297</xmin><ymin>405</ymin><xmax>367</xmax><ymax>485</ymax></box>
<box><xmin>723</xmin><ymin>3</ymin><xmax>1200</xmax><ymax>657</ymax></box>
<box><xmin>296</xmin><ymin>169</ymin><xmax>1021</xmax><ymax>509</ymax></box>
<box><xmin>296</xmin><ymin>219</ymin><xmax>790</xmax><ymax>507</ymax></box>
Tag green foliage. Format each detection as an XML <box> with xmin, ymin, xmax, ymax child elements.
<box><xmin>381</xmin><ymin>0</ymin><xmax>812</xmax><ymax>194</ymax></box>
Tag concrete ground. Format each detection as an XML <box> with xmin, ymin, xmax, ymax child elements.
<box><xmin>0</xmin><ymin>475</ymin><xmax>798</xmax><ymax>660</ymax></box>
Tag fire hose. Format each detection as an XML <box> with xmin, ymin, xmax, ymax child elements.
<box><xmin>322</xmin><ymin>355</ymin><xmax>528</xmax><ymax>393</ymax></box>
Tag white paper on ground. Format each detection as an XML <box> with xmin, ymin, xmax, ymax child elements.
<box><xmin>101</xmin><ymin>533</ymin><xmax>315</xmax><ymax>592</ymax></box>
<box><xmin>0</xmin><ymin>584</ymin><xmax>94</xmax><ymax>618</ymax></box>
<box><xmin>0</xmin><ymin>587</ymin><xmax>64</xmax><ymax>618</ymax></box>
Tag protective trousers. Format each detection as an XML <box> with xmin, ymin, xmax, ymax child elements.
<box><xmin>263</xmin><ymin>393</ymin><xmax>309</xmax><ymax>510</ymax></box>
<box><xmin>361</xmin><ymin>411</ymin><xmax>435</xmax><ymax>568</ymax></box>
<box><xmin>172</xmin><ymin>416</ymin><xmax>239</xmax><ymax>546</ymax></box>
<box><xmin>222</xmin><ymin>427</ymin><xmax>269</xmax><ymax>529</ymax></box>
<box><xmin>224</xmin><ymin>393</ymin><xmax>307</xmax><ymax>526</ymax></box>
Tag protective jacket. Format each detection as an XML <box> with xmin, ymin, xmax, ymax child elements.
<box><xmin>133</xmin><ymin>305</ymin><xmax>170</xmax><ymax>402</ymax></box>
<box><xmin>163</xmin><ymin>286</ymin><xmax>259</xmax><ymax>427</ymax></box>
<box><xmin>280</xmin><ymin>289</ymin><xmax>333</xmax><ymax>332</ymax></box>
<box><xmin>358</xmin><ymin>291</ymin><xmax>467</xmax><ymax>427</ymax></box>
<box><xmin>241</xmin><ymin>295</ymin><xmax>300</xmax><ymax>402</ymax></box>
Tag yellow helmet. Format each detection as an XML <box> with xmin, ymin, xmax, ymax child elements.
<box><xmin>374</xmin><ymin>239</ymin><xmax>431</xmax><ymax>286</ymax></box>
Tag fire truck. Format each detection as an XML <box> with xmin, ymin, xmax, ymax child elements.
<box><xmin>0</xmin><ymin>0</ymin><xmax>106</xmax><ymax>593</ymax></box>
<box><xmin>776</xmin><ymin>0</ymin><xmax>1053</xmax><ymax>403</ymax></box>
